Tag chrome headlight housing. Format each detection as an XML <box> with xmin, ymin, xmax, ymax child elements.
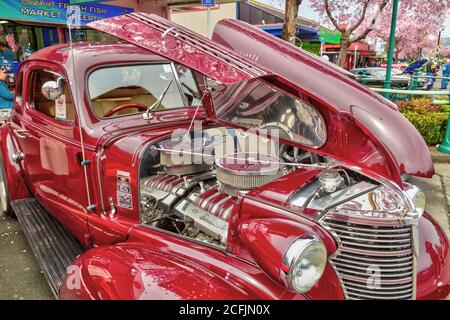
<box><xmin>282</xmin><ymin>236</ymin><xmax>327</xmax><ymax>293</ymax></box>
<box><xmin>404</xmin><ymin>185</ymin><xmax>426</xmax><ymax>217</ymax></box>
<box><xmin>412</xmin><ymin>190</ymin><xmax>426</xmax><ymax>216</ymax></box>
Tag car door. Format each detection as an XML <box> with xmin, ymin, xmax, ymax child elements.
<box><xmin>13</xmin><ymin>62</ymin><xmax>91</xmax><ymax>243</ymax></box>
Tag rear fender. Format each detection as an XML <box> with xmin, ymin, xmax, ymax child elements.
<box><xmin>0</xmin><ymin>124</ymin><xmax>30</xmax><ymax>200</ymax></box>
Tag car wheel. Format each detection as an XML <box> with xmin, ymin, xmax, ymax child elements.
<box><xmin>0</xmin><ymin>158</ymin><xmax>13</xmax><ymax>218</ymax></box>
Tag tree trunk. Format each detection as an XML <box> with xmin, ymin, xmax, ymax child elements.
<box><xmin>282</xmin><ymin>0</ymin><xmax>302</xmax><ymax>42</ymax></box>
<box><xmin>338</xmin><ymin>33</ymin><xmax>350</xmax><ymax>68</ymax></box>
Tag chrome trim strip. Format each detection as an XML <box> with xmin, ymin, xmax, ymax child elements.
<box><xmin>210</xmin><ymin>196</ymin><xmax>231</xmax><ymax>216</ymax></box>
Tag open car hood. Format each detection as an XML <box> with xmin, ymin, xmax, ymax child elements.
<box><xmin>88</xmin><ymin>13</ymin><xmax>269</xmax><ymax>85</ymax></box>
<box><xmin>212</xmin><ymin>19</ymin><xmax>434</xmax><ymax>186</ymax></box>
<box><xmin>88</xmin><ymin>14</ymin><xmax>433</xmax><ymax>188</ymax></box>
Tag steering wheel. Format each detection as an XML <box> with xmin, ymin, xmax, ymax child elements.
<box><xmin>103</xmin><ymin>103</ymin><xmax>148</xmax><ymax>118</ymax></box>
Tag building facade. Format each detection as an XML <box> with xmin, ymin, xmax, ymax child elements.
<box><xmin>0</xmin><ymin>0</ymin><xmax>237</xmax><ymax>70</ymax></box>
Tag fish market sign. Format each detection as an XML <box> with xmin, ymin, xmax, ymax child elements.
<box><xmin>0</xmin><ymin>0</ymin><xmax>133</xmax><ymax>25</ymax></box>
<box><xmin>69</xmin><ymin>0</ymin><xmax>114</xmax><ymax>4</ymax></box>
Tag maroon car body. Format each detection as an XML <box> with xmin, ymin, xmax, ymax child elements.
<box><xmin>0</xmin><ymin>13</ymin><xmax>448</xmax><ymax>300</ymax></box>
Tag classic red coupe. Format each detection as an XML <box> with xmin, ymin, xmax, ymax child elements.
<box><xmin>0</xmin><ymin>13</ymin><xmax>448</xmax><ymax>300</ymax></box>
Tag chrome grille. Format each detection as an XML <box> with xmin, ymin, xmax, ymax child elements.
<box><xmin>321</xmin><ymin>216</ymin><xmax>414</xmax><ymax>300</ymax></box>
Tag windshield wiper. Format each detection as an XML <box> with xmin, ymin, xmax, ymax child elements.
<box><xmin>143</xmin><ymin>80</ymin><xmax>173</xmax><ymax>120</ymax></box>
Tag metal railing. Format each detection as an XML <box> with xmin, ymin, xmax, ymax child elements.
<box><xmin>357</xmin><ymin>69</ymin><xmax>450</xmax><ymax>101</ymax></box>
<box><xmin>369</xmin><ymin>87</ymin><xmax>450</xmax><ymax>105</ymax></box>
<box><xmin>367</xmin><ymin>85</ymin><xmax>450</xmax><ymax>154</ymax></box>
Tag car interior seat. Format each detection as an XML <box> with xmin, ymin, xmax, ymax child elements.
<box><xmin>91</xmin><ymin>87</ymin><xmax>158</xmax><ymax>117</ymax></box>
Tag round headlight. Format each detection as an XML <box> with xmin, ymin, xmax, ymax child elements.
<box><xmin>282</xmin><ymin>236</ymin><xmax>327</xmax><ymax>293</ymax></box>
<box><xmin>413</xmin><ymin>190</ymin><xmax>426</xmax><ymax>215</ymax></box>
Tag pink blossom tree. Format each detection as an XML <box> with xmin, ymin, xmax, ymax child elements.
<box><xmin>439</xmin><ymin>46</ymin><xmax>450</xmax><ymax>58</ymax></box>
<box><xmin>309</xmin><ymin>0</ymin><xmax>389</xmax><ymax>66</ymax></box>
<box><xmin>367</xmin><ymin>1</ymin><xmax>449</xmax><ymax>60</ymax></box>
<box><xmin>309</xmin><ymin>0</ymin><xmax>450</xmax><ymax>66</ymax></box>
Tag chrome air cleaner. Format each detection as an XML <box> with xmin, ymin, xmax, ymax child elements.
<box><xmin>216</xmin><ymin>152</ymin><xmax>283</xmax><ymax>195</ymax></box>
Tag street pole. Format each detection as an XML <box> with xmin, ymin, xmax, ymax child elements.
<box><xmin>439</xmin><ymin>113</ymin><xmax>450</xmax><ymax>154</ymax></box>
<box><xmin>353</xmin><ymin>44</ymin><xmax>358</xmax><ymax>69</ymax></box>
<box><xmin>438</xmin><ymin>85</ymin><xmax>450</xmax><ymax>154</ymax></box>
<box><xmin>438</xmin><ymin>29</ymin><xmax>444</xmax><ymax>47</ymax></box>
<box><xmin>383</xmin><ymin>0</ymin><xmax>399</xmax><ymax>99</ymax></box>
<box><xmin>207</xmin><ymin>7</ymin><xmax>211</xmax><ymax>38</ymax></box>
<box><xmin>437</xmin><ymin>28</ymin><xmax>444</xmax><ymax>57</ymax></box>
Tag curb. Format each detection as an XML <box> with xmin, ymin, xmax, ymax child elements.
<box><xmin>431</xmin><ymin>146</ymin><xmax>450</xmax><ymax>163</ymax></box>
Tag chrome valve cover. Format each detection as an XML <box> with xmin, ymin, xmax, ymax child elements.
<box><xmin>140</xmin><ymin>172</ymin><xmax>235</xmax><ymax>245</ymax></box>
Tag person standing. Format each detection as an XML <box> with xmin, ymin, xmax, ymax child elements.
<box><xmin>0</xmin><ymin>41</ymin><xmax>13</xmax><ymax>68</ymax></box>
<box><xmin>440</xmin><ymin>59</ymin><xmax>450</xmax><ymax>89</ymax></box>
<box><xmin>19</xmin><ymin>30</ymin><xmax>33</xmax><ymax>61</ymax></box>
<box><xmin>425</xmin><ymin>60</ymin><xmax>437</xmax><ymax>90</ymax></box>
<box><xmin>0</xmin><ymin>41</ymin><xmax>14</xmax><ymax>90</ymax></box>
<box><xmin>0</xmin><ymin>68</ymin><xmax>14</xmax><ymax>109</ymax></box>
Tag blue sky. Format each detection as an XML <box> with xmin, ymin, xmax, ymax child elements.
<box><xmin>257</xmin><ymin>0</ymin><xmax>450</xmax><ymax>37</ymax></box>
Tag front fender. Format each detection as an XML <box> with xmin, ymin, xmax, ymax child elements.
<box><xmin>0</xmin><ymin>124</ymin><xmax>30</xmax><ymax>200</ymax></box>
<box><xmin>416</xmin><ymin>213</ymin><xmax>450</xmax><ymax>300</ymax></box>
<box><xmin>239</xmin><ymin>217</ymin><xmax>344</xmax><ymax>300</ymax></box>
<box><xmin>60</xmin><ymin>242</ymin><xmax>295</xmax><ymax>300</ymax></box>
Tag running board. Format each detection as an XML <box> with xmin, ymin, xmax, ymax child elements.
<box><xmin>11</xmin><ymin>199</ymin><xmax>85</xmax><ymax>299</ymax></box>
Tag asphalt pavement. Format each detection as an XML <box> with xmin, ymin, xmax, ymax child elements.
<box><xmin>0</xmin><ymin>214</ymin><xmax>53</xmax><ymax>299</ymax></box>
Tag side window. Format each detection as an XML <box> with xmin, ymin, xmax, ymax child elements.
<box><xmin>15</xmin><ymin>71</ymin><xmax>23</xmax><ymax>106</ymax></box>
<box><xmin>29</xmin><ymin>69</ymin><xmax>75</xmax><ymax>121</ymax></box>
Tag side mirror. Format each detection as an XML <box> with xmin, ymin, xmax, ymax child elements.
<box><xmin>41</xmin><ymin>77</ymin><xmax>65</xmax><ymax>101</ymax></box>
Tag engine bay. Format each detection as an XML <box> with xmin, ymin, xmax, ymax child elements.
<box><xmin>138</xmin><ymin>126</ymin><xmax>404</xmax><ymax>248</ymax></box>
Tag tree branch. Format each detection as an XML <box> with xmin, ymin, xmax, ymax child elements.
<box><xmin>349</xmin><ymin>0</ymin><xmax>370</xmax><ymax>33</ymax></box>
<box><xmin>350</xmin><ymin>0</ymin><xmax>388</xmax><ymax>44</ymax></box>
<box><xmin>324</xmin><ymin>0</ymin><xmax>343</xmax><ymax>32</ymax></box>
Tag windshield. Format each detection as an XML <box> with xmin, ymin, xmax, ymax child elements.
<box><xmin>214</xmin><ymin>79</ymin><xmax>327</xmax><ymax>148</ymax></box>
<box><xmin>88</xmin><ymin>63</ymin><xmax>202</xmax><ymax>118</ymax></box>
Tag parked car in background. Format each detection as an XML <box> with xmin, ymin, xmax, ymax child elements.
<box><xmin>350</xmin><ymin>67</ymin><xmax>427</xmax><ymax>90</ymax></box>
<box><xmin>0</xmin><ymin>13</ymin><xmax>448</xmax><ymax>300</ymax></box>
<box><xmin>380</xmin><ymin>63</ymin><xmax>409</xmax><ymax>72</ymax></box>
